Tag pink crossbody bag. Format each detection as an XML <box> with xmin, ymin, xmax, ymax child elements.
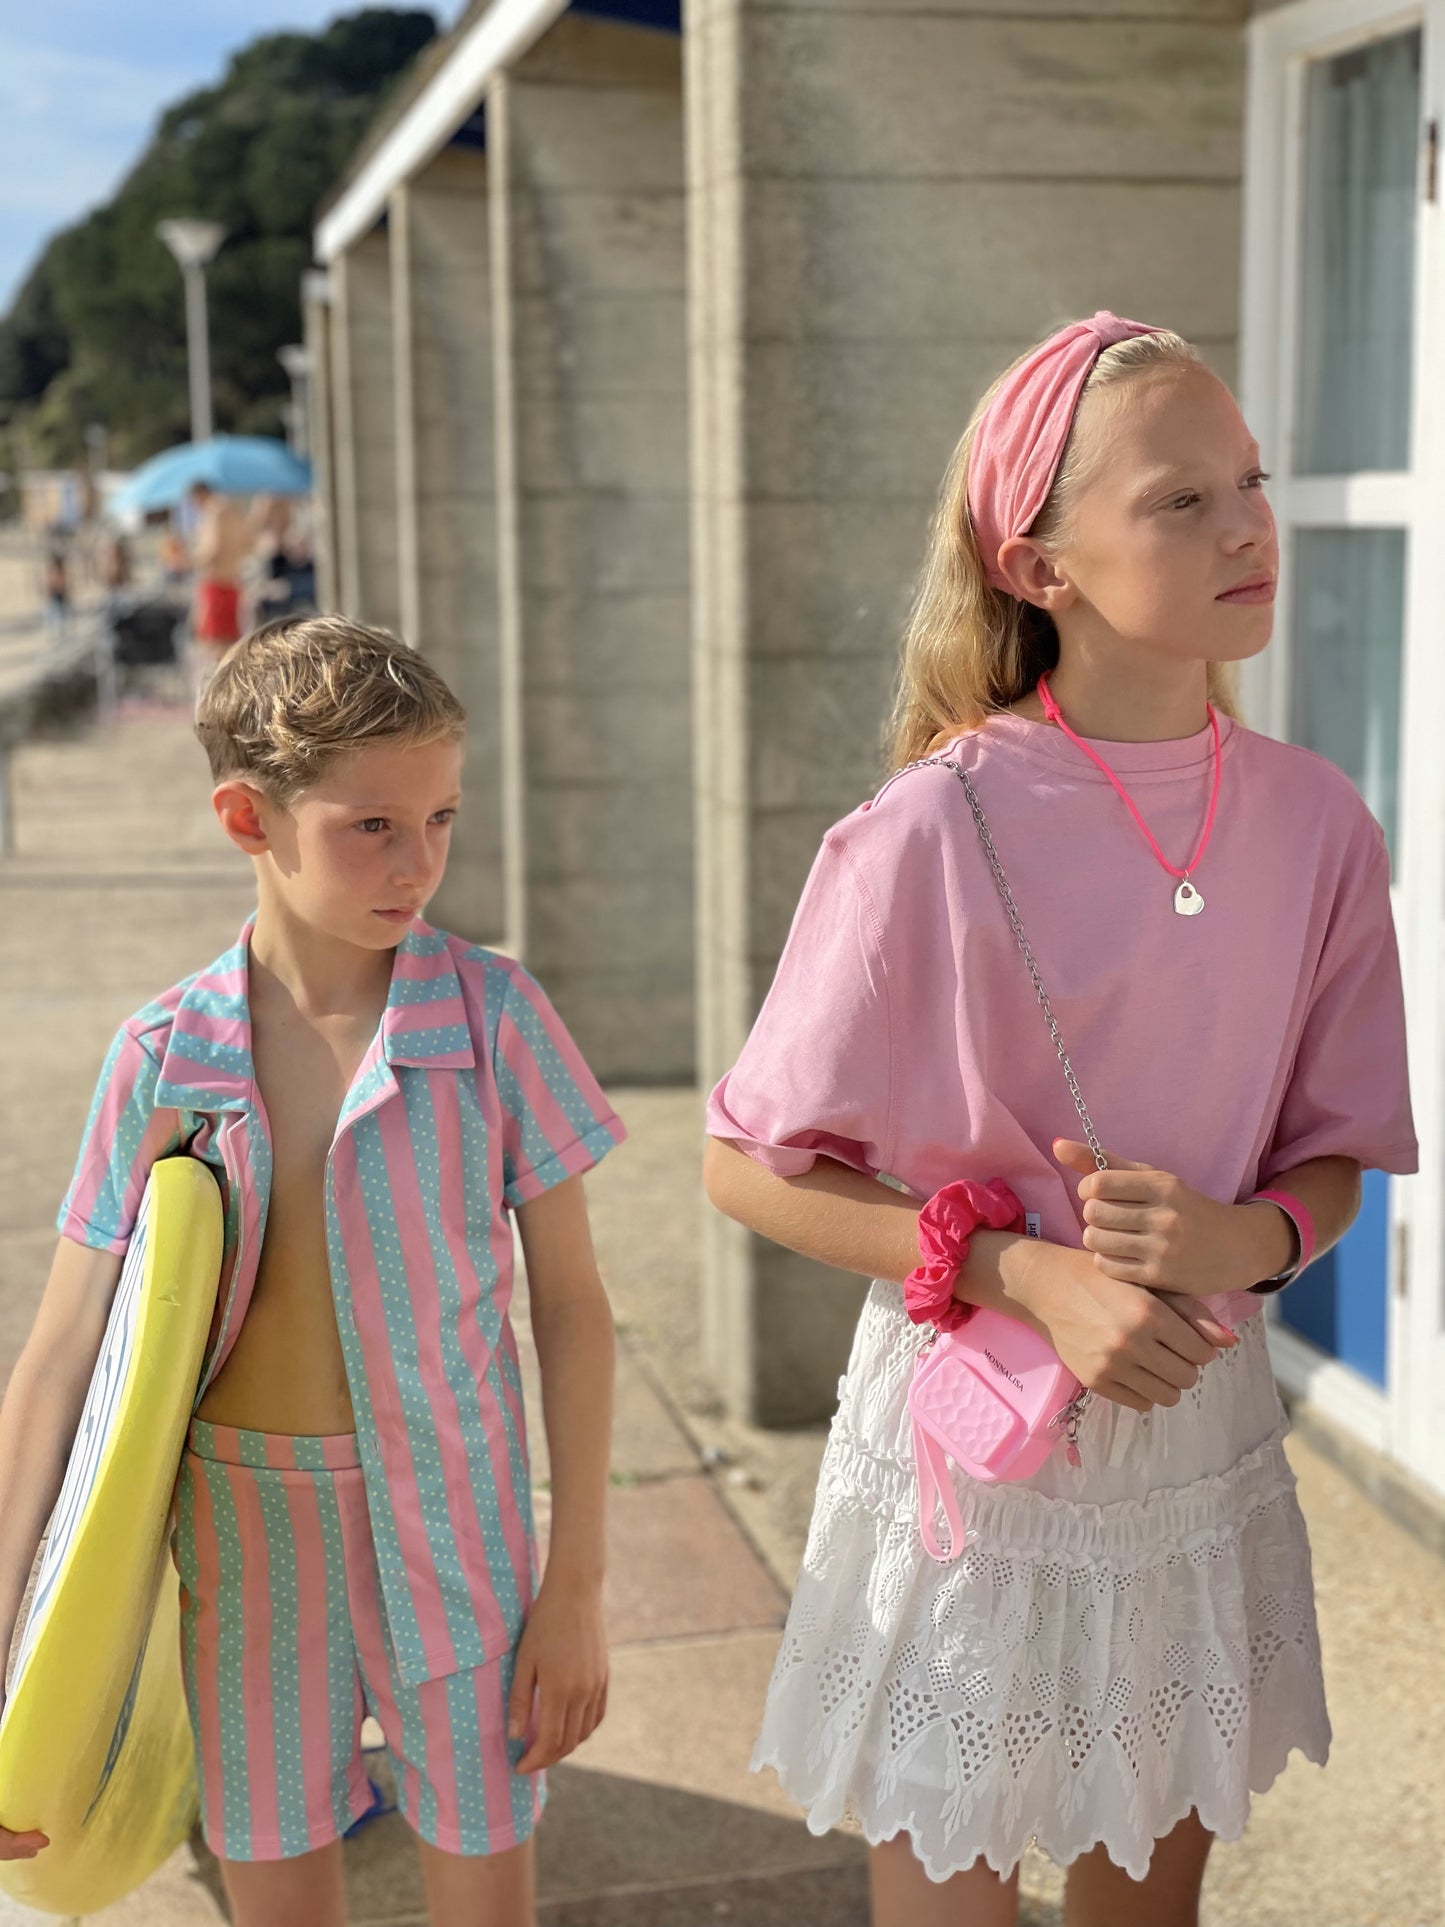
<box><xmin>903</xmin><ymin>755</ymin><xmax>1231</xmax><ymax>1562</ymax></box>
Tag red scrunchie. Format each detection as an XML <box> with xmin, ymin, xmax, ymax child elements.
<box><xmin>904</xmin><ymin>1178</ymin><xmax>1027</xmax><ymax>1332</ymax></box>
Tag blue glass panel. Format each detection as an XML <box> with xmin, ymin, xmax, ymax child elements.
<box><xmin>1278</xmin><ymin>1167</ymin><xmax>1390</xmax><ymax>1387</ymax></box>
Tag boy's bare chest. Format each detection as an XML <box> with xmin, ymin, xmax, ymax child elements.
<box><xmin>251</xmin><ymin>1013</ymin><xmax>377</xmax><ymax>1177</ymax></box>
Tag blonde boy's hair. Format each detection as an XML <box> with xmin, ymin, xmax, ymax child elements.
<box><xmin>887</xmin><ymin>326</ymin><xmax>1241</xmax><ymax>769</ymax></box>
<box><xmin>195</xmin><ymin>615</ymin><xmax>465</xmax><ymax>803</ymax></box>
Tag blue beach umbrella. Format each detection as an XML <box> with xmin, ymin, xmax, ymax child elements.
<box><xmin>108</xmin><ymin>436</ymin><xmax>312</xmax><ymax>515</ymax></box>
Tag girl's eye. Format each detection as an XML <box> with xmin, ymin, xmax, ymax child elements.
<box><xmin>431</xmin><ymin>809</ymin><xmax>457</xmax><ymax>826</ymax></box>
<box><xmin>1244</xmin><ymin>470</ymin><xmax>1271</xmax><ymax>488</ymax></box>
<box><xmin>357</xmin><ymin>818</ymin><xmax>388</xmax><ymax>834</ymax></box>
<box><xmin>1169</xmin><ymin>492</ymin><xmax>1201</xmax><ymax>510</ymax></box>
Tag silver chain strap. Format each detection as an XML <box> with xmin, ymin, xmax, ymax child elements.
<box><xmin>910</xmin><ymin>755</ymin><xmax>1108</xmax><ymax>1175</ymax></box>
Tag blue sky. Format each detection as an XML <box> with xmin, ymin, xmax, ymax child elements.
<box><xmin>0</xmin><ymin>4</ymin><xmax>455</xmax><ymax>311</ymax></box>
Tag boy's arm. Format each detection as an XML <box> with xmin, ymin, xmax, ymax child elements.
<box><xmin>0</xmin><ymin>1239</ymin><xmax>122</xmax><ymax>1670</ymax></box>
<box><xmin>0</xmin><ymin>1238</ymin><xmax>120</xmax><ymax>1856</ymax></box>
<box><xmin>508</xmin><ymin>1173</ymin><xmax>614</xmax><ymax>1772</ymax></box>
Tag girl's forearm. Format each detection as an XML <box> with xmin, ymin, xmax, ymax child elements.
<box><xmin>702</xmin><ymin>1139</ymin><xmax>1064</xmax><ymax>1340</ymax></box>
<box><xmin>529</xmin><ymin>1295</ymin><xmax>615</xmax><ymax>1589</ymax></box>
<box><xmin>1244</xmin><ymin>1154</ymin><xmax>1362</xmax><ymax>1280</ymax></box>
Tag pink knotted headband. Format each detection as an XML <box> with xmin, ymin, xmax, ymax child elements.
<box><xmin>966</xmin><ymin>310</ymin><xmax>1163</xmax><ymax>594</ymax></box>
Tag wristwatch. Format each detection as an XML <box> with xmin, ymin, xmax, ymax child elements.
<box><xmin>1246</xmin><ymin>1188</ymin><xmax>1314</xmax><ymax>1295</ymax></box>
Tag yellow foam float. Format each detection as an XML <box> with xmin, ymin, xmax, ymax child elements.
<box><xmin>0</xmin><ymin>1157</ymin><xmax>222</xmax><ymax>1914</ymax></box>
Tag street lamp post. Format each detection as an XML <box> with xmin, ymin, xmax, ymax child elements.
<box><xmin>277</xmin><ymin>344</ymin><xmax>312</xmax><ymax>461</ymax></box>
<box><xmin>156</xmin><ymin>219</ymin><xmax>226</xmax><ymax>444</ymax></box>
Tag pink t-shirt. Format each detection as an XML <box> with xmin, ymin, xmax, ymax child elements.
<box><xmin>706</xmin><ymin>710</ymin><xmax>1418</xmax><ymax>1265</ymax></box>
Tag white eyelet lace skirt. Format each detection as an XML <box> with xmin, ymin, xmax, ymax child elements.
<box><xmin>751</xmin><ymin>1281</ymin><xmax>1330</xmax><ymax>1882</ymax></box>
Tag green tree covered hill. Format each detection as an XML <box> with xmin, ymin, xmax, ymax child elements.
<box><xmin>0</xmin><ymin>8</ymin><xmax>437</xmax><ymax>469</ymax></box>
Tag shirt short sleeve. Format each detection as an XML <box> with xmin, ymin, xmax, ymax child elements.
<box><xmin>494</xmin><ymin>963</ymin><xmax>627</xmax><ymax>1208</ymax></box>
<box><xmin>705</xmin><ymin>830</ymin><xmax>893</xmax><ymax>1180</ymax></box>
<box><xmin>1261</xmin><ymin>816</ymin><xmax>1418</xmax><ymax>1182</ymax></box>
<box><xmin>57</xmin><ymin>1022</ymin><xmax>183</xmax><ymax>1253</ymax></box>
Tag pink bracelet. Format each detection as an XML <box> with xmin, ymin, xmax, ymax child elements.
<box><xmin>904</xmin><ymin>1177</ymin><xmax>1027</xmax><ymax>1332</ymax></box>
<box><xmin>1247</xmin><ymin>1187</ymin><xmax>1315</xmax><ymax>1290</ymax></box>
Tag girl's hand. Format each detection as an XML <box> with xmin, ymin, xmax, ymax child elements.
<box><xmin>1054</xmin><ymin>1140</ymin><xmax>1291</xmax><ymax>1297</ymax></box>
<box><xmin>507</xmin><ymin>1575</ymin><xmax>609</xmax><ymax>1775</ymax></box>
<box><xmin>1020</xmin><ymin>1244</ymin><xmax>1235</xmax><ymax>1414</ymax></box>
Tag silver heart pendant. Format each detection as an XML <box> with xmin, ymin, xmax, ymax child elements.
<box><xmin>1174</xmin><ymin>879</ymin><xmax>1204</xmax><ymax>917</ymax></box>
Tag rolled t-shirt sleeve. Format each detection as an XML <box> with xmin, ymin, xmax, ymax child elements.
<box><xmin>1262</xmin><ymin>815</ymin><xmax>1418</xmax><ymax>1181</ymax></box>
<box><xmin>705</xmin><ymin>831</ymin><xmax>893</xmax><ymax>1180</ymax></box>
<box><xmin>495</xmin><ymin>962</ymin><xmax>627</xmax><ymax>1208</ymax></box>
<box><xmin>57</xmin><ymin>1022</ymin><xmax>182</xmax><ymax>1253</ymax></box>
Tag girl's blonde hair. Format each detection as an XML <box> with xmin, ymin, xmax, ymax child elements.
<box><xmin>887</xmin><ymin>326</ymin><xmax>1241</xmax><ymax>770</ymax></box>
<box><xmin>196</xmin><ymin>614</ymin><xmax>465</xmax><ymax>803</ymax></box>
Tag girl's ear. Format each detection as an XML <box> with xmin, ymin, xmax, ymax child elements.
<box><xmin>212</xmin><ymin>780</ymin><xmax>273</xmax><ymax>856</ymax></box>
<box><xmin>995</xmin><ymin>536</ymin><xmax>1076</xmax><ymax>613</ymax></box>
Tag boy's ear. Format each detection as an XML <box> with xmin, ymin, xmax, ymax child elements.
<box><xmin>212</xmin><ymin>780</ymin><xmax>273</xmax><ymax>855</ymax></box>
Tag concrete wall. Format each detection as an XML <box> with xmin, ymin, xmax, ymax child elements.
<box><xmin>301</xmin><ymin>271</ymin><xmax>339</xmax><ymax>614</ymax></box>
<box><xmin>687</xmin><ymin>0</ymin><xmax>1251</xmax><ymax>1423</ymax></box>
<box><xmin>330</xmin><ymin>227</ymin><xmax>402</xmax><ymax>630</ymax></box>
<box><xmin>488</xmin><ymin>17</ymin><xmax>692</xmax><ymax>1082</ymax></box>
<box><xmin>390</xmin><ymin>148</ymin><xmax>506</xmax><ymax>943</ymax></box>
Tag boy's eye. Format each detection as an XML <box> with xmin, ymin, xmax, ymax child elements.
<box><xmin>357</xmin><ymin>818</ymin><xmax>388</xmax><ymax>834</ymax></box>
<box><xmin>431</xmin><ymin>809</ymin><xmax>457</xmax><ymax>826</ymax></box>
<box><xmin>1169</xmin><ymin>492</ymin><xmax>1201</xmax><ymax>510</ymax></box>
<box><xmin>1245</xmin><ymin>470</ymin><xmax>1271</xmax><ymax>488</ymax></box>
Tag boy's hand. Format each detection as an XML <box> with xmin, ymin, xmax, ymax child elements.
<box><xmin>0</xmin><ymin>1705</ymin><xmax>47</xmax><ymax>1860</ymax></box>
<box><xmin>0</xmin><ymin>1826</ymin><xmax>48</xmax><ymax>1861</ymax></box>
<box><xmin>507</xmin><ymin>1575</ymin><xmax>608</xmax><ymax>1775</ymax></box>
<box><xmin>1054</xmin><ymin>1140</ymin><xmax>1291</xmax><ymax>1298</ymax></box>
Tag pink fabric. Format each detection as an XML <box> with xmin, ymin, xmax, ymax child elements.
<box><xmin>904</xmin><ymin>1177</ymin><xmax>1026</xmax><ymax>1332</ymax></box>
<box><xmin>227</xmin><ymin>1463</ymin><xmax>281</xmax><ymax>1852</ymax></box>
<box><xmin>706</xmin><ymin>713</ymin><xmax>1418</xmax><ymax>1290</ymax></box>
<box><xmin>967</xmin><ymin>310</ymin><xmax>1159</xmax><ymax>592</ymax></box>
<box><xmin>184</xmin><ymin>1463</ymin><xmax>229</xmax><ymax>1851</ymax></box>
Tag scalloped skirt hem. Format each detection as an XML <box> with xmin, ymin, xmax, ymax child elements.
<box><xmin>748</xmin><ymin>1718</ymin><xmax>1331</xmax><ymax>1885</ymax></box>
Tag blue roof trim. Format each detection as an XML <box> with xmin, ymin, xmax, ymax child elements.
<box><xmin>451</xmin><ymin>105</ymin><xmax>487</xmax><ymax>150</ymax></box>
<box><xmin>570</xmin><ymin>0</ymin><xmax>682</xmax><ymax>33</ymax></box>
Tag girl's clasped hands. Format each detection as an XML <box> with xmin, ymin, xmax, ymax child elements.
<box><xmin>1026</xmin><ymin>1138</ymin><xmax>1270</xmax><ymax>1415</ymax></box>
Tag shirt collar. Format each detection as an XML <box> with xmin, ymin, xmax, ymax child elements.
<box><xmin>155</xmin><ymin>915</ymin><xmax>475</xmax><ymax>1114</ymax></box>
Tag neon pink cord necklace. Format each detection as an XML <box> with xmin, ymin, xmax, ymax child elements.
<box><xmin>1035</xmin><ymin>672</ymin><xmax>1222</xmax><ymax>918</ymax></box>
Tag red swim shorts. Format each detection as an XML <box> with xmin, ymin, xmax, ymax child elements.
<box><xmin>194</xmin><ymin>578</ymin><xmax>241</xmax><ymax>646</ymax></box>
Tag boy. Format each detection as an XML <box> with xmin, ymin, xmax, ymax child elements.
<box><xmin>0</xmin><ymin>616</ymin><xmax>624</xmax><ymax>1927</ymax></box>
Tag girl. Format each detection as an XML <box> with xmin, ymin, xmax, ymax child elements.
<box><xmin>703</xmin><ymin>314</ymin><xmax>1417</xmax><ymax>1927</ymax></box>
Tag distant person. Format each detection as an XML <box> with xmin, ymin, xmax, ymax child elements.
<box><xmin>188</xmin><ymin>482</ymin><xmax>266</xmax><ymax>674</ymax></box>
<box><xmin>42</xmin><ymin>546</ymin><xmax>69</xmax><ymax>642</ymax></box>
<box><xmin>99</xmin><ymin>533</ymin><xmax>131</xmax><ymax>593</ymax></box>
<box><xmin>159</xmin><ymin>524</ymin><xmax>189</xmax><ymax>587</ymax></box>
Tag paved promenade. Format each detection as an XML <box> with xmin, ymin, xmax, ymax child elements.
<box><xmin>0</xmin><ymin>707</ymin><xmax>1441</xmax><ymax>1925</ymax></box>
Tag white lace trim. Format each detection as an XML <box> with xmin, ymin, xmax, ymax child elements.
<box><xmin>751</xmin><ymin>1282</ymin><xmax>1332</xmax><ymax>1881</ymax></box>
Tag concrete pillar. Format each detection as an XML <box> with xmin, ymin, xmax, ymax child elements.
<box><xmin>390</xmin><ymin>148</ymin><xmax>505</xmax><ymax>944</ymax></box>
<box><xmin>687</xmin><ymin>0</ymin><xmax>1249</xmax><ymax>1423</ymax></box>
<box><xmin>488</xmin><ymin>16</ymin><xmax>691</xmax><ymax>1082</ymax></box>
<box><xmin>330</xmin><ymin>228</ymin><xmax>401</xmax><ymax>629</ymax></box>
<box><xmin>301</xmin><ymin>270</ymin><xmax>339</xmax><ymax>614</ymax></box>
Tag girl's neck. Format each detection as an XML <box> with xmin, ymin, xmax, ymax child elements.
<box><xmin>1010</xmin><ymin>654</ymin><xmax>1211</xmax><ymax>744</ymax></box>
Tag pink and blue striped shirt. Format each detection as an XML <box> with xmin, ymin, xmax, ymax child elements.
<box><xmin>58</xmin><ymin>918</ymin><xmax>627</xmax><ymax>1688</ymax></box>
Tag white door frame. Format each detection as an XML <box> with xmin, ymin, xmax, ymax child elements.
<box><xmin>1240</xmin><ymin>0</ymin><xmax>1445</xmax><ymax>1497</ymax></box>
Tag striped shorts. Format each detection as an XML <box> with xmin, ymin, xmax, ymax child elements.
<box><xmin>173</xmin><ymin>1420</ymin><xmax>545</xmax><ymax>1862</ymax></box>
